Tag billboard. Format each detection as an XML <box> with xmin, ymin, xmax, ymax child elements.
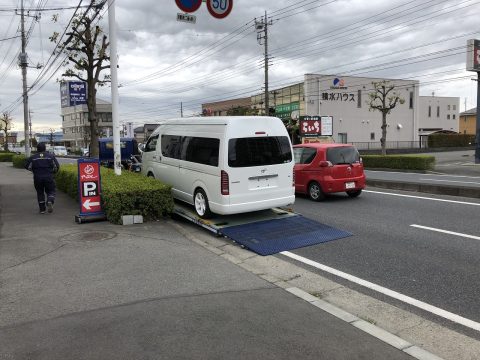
<box><xmin>60</xmin><ymin>81</ymin><xmax>87</xmax><ymax>108</ymax></box>
<box><xmin>299</xmin><ymin>116</ymin><xmax>333</xmax><ymax>137</ymax></box>
<box><xmin>466</xmin><ymin>39</ymin><xmax>480</xmax><ymax>72</ymax></box>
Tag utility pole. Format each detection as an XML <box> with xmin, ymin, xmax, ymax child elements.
<box><xmin>180</xmin><ymin>102</ymin><xmax>183</xmax><ymax>117</ymax></box>
<box><xmin>20</xmin><ymin>0</ymin><xmax>30</xmax><ymax>157</ymax></box>
<box><xmin>476</xmin><ymin>74</ymin><xmax>480</xmax><ymax>163</ymax></box>
<box><xmin>256</xmin><ymin>12</ymin><xmax>273</xmax><ymax>116</ymax></box>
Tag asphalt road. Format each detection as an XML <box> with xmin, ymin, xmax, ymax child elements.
<box><xmin>365</xmin><ymin>170</ymin><xmax>480</xmax><ymax>189</ymax></box>
<box><xmin>288</xmin><ymin>188</ymin><xmax>480</xmax><ymax>332</ymax></box>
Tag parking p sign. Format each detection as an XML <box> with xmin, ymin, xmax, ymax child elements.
<box><xmin>77</xmin><ymin>159</ymin><xmax>104</xmax><ymax>218</ymax></box>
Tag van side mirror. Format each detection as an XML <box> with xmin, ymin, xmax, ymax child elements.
<box><xmin>138</xmin><ymin>143</ymin><xmax>145</xmax><ymax>152</ymax></box>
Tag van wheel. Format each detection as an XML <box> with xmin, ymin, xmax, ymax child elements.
<box><xmin>194</xmin><ymin>189</ymin><xmax>212</xmax><ymax>219</ymax></box>
<box><xmin>308</xmin><ymin>181</ymin><xmax>325</xmax><ymax>201</ymax></box>
<box><xmin>147</xmin><ymin>172</ymin><xmax>155</xmax><ymax>178</ymax></box>
<box><xmin>347</xmin><ymin>189</ymin><xmax>362</xmax><ymax>198</ymax></box>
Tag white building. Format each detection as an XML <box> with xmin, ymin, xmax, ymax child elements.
<box><xmin>206</xmin><ymin>74</ymin><xmax>460</xmax><ymax>149</ymax></box>
<box><xmin>304</xmin><ymin>74</ymin><xmax>419</xmax><ymax>145</ymax></box>
<box><xmin>61</xmin><ymin>99</ymin><xmax>113</xmax><ymax>149</ymax></box>
<box><xmin>418</xmin><ymin>95</ymin><xmax>460</xmax><ymax>135</ymax></box>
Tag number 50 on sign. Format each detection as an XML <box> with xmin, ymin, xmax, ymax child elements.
<box><xmin>206</xmin><ymin>0</ymin><xmax>233</xmax><ymax>19</ymax></box>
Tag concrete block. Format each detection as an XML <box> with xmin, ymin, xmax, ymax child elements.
<box><xmin>122</xmin><ymin>215</ymin><xmax>134</xmax><ymax>225</ymax></box>
<box><xmin>133</xmin><ymin>215</ymin><xmax>143</xmax><ymax>224</ymax></box>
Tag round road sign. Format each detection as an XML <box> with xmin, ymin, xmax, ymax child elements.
<box><xmin>206</xmin><ymin>0</ymin><xmax>233</xmax><ymax>19</ymax></box>
<box><xmin>175</xmin><ymin>0</ymin><xmax>202</xmax><ymax>13</ymax></box>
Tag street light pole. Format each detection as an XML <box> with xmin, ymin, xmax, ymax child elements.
<box><xmin>108</xmin><ymin>0</ymin><xmax>121</xmax><ymax>175</ymax></box>
<box><xmin>476</xmin><ymin>72</ymin><xmax>480</xmax><ymax>163</ymax></box>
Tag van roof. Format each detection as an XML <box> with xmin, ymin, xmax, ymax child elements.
<box><xmin>157</xmin><ymin>116</ymin><xmax>279</xmax><ymax>125</ymax></box>
<box><xmin>151</xmin><ymin>116</ymin><xmax>283</xmax><ymax>135</ymax></box>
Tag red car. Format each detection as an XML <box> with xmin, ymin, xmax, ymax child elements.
<box><xmin>293</xmin><ymin>143</ymin><xmax>366</xmax><ymax>201</ymax></box>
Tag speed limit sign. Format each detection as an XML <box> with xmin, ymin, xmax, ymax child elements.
<box><xmin>206</xmin><ymin>0</ymin><xmax>233</xmax><ymax>19</ymax></box>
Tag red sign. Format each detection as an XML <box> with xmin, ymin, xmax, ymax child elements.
<box><xmin>300</xmin><ymin>116</ymin><xmax>321</xmax><ymax>137</ymax></box>
<box><xmin>78</xmin><ymin>159</ymin><xmax>103</xmax><ymax>215</ymax></box>
<box><xmin>206</xmin><ymin>0</ymin><xmax>233</xmax><ymax>19</ymax></box>
<box><xmin>175</xmin><ymin>0</ymin><xmax>202</xmax><ymax>13</ymax></box>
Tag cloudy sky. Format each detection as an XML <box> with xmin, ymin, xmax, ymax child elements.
<box><xmin>0</xmin><ymin>0</ymin><xmax>479</xmax><ymax>136</ymax></box>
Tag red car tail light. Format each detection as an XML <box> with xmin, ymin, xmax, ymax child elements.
<box><xmin>221</xmin><ymin>170</ymin><xmax>229</xmax><ymax>195</ymax></box>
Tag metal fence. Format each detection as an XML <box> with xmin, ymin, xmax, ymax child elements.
<box><xmin>348</xmin><ymin>141</ymin><xmax>424</xmax><ymax>150</ymax></box>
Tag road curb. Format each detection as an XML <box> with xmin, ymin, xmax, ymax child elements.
<box><xmin>169</xmin><ymin>220</ymin><xmax>453</xmax><ymax>360</ymax></box>
<box><xmin>366</xmin><ymin>179</ymin><xmax>480</xmax><ymax>198</ymax></box>
<box><xmin>285</xmin><ymin>287</ymin><xmax>443</xmax><ymax>360</ymax></box>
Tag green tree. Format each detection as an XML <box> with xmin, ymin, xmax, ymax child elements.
<box><xmin>367</xmin><ymin>81</ymin><xmax>405</xmax><ymax>155</ymax></box>
<box><xmin>0</xmin><ymin>112</ymin><xmax>13</xmax><ymax>151</ymax></box>
<box><xmin>50</xmin><ymin>1</ymin><xmax>109</xmax><ymax>157</ymax></box>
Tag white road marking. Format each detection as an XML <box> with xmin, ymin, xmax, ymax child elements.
<box><xmin>419</xmin><ymin>178</ymin><xmax>480</xmax><ymax>185</ymax></box>
<box><xmin>363</xmin><ymin>190</ymin><xmax>480</xmax><ymax>206</ymax></box>
<box><xmin>281</xmin><ymin>251</ymin><xmax>480</xmax><ymax>332</ymax></box>
<box><xmin>411</xmin><ymin>224</ymin><xmax>480</xmax><ymax>241</ymax></box>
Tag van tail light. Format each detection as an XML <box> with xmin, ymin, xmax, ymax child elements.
<box><xmin>319</xmin><ymin>160</ymin><xmax>333</xmax><ymax>168</ymax></box>
<box><xmin>221</xmin><ymin>170</ymin><xmax>229</xmax><ymax>195</ymax></box>
<box><xmin>292</xmin><ymin>168</ymin><xmax>295</xmax><ymax>187</ymax></box>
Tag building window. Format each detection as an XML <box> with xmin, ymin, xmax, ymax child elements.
<box><xmin>428</xmin><ymin>106</ymin><xmax>431</xmax><ymax>117</ymax></box>
<box><xmin>453</xmin><ymin>105</ymin><xmax>456</xmax><ymax>110</ymax></box>
<box><xmin>437</xmin><ymin>106</ymin><xmax>440</xmax><ymax>118</ymax></box>
<box><xmin>357</xmin><ymin>90</ymin><xmax>362</xmax><ymax>108</ymax></box>
<box><xmin>338</xmin><ymin>133</ymin><xmax>348</xmax><ymax>144</ymax></box>
<box><xmin>370</xmin><ymin>132</ymin><xmax>375</xmax><ymax>140</ymax></box>
<box><xmin>464</xmin><ymin>130</ymin><xmax>466</xmax><ymax>134</ymax></box>
<box><xmin>447</xmin><ymin>114</ymin><xmax>450</xmax><ymax>119</ymax></box>
<box><xmin>453</xmin><ymin>114</ymin><xmax>456</xmax><ymax>119</ymax></box>
<box><xmin>409</xmin><ymin>91</ymin><xmax>413</xmax><ymax>109</ymax></box>
<box><xmin>448</xmin><ymin>105</ymin><xmax>451</xmax><ymax>110</ymax></box>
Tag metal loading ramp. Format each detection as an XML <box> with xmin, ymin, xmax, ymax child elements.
<box><xmin>173</xmin><ymin>203</ymin><xmax>353</xmax><ymax>256</ymax></box>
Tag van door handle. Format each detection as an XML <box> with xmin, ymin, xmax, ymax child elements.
<box><xmin>153</xmin><ymin>155</ymin><xmax>157</xmax><ymax>160</ymax></box>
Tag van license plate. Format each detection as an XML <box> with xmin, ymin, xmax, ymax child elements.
<box><xmin>345</xmin><ymin>182</ymin><xmax>355</xmax><ymax>189</ymax></box>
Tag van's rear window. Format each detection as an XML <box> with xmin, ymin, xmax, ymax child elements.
<box><xmin>326</xmin><ymin>146</ymin><xmax>360</xmax><ymax>165</ymax></box>
<box><xmin>228</xmin><ymin>136</ymin><xmax>292</xmax><ymax>167</ymax></box>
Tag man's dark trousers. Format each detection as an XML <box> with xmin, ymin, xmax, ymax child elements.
<box><xmin>34</xmin><ymin>176</ymin><xmax>56</xmax><ymax>212</ymax></box>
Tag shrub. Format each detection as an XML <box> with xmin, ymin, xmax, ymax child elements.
<box><xmin>55</xmin><ymin>165</ymin><xmax>174</xmax><ymax>224</ymax></box>
<box><xmin>362</xmin><ymin>155</ymin><xmax>435</xmax><ymax>171</ymax></box>
<box><xmin>12</xmin><ymin>154</ymin><xmax>27</xmax><ymax>168</ymax></box>
<box><xmin>428</xmin><ymin>134</ymin><xmax>475</xmax><ymax>148</ymax></box>
<box><xmin>0</xmin><ymin>153</ymin><xmax>14</xmax><ymax>162</ymax></box>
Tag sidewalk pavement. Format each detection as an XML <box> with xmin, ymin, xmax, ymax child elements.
<box><xmin>0</xmin><ymin>163</ymin><xmax>418</xmax><ymax>359</ymax></box>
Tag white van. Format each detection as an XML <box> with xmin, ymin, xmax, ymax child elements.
<box><xmin>142</xmin><ymin>117</ymin><xmax>295</xmax><ymax>218</ymax></box>
<box><xmin>52</xmin><ymin>146</ymin><xmax>68</xmax><ymax>156</ymax></box>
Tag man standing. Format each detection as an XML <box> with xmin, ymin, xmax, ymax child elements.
<box><xmin>25</xmin><ymin>142</ymin><xmax>60</xmax><ymax>214</ymax></box>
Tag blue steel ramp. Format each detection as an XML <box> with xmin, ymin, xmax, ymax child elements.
<box><xmin>220</xmin><ymin>215</ymin><xmax>352</xmax><ymax>256</ymax></box>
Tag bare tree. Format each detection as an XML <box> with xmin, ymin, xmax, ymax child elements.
<box><xmin>367</xmin><ymin>81</ymin><xmax>405</xmax><ymax>155</ymax></box>
<box><xmin>50</xmin><ymin>1</ymin><xmax>109</xmax><ymax>157</ymax></box>
<box><xmin>49</xmin><ymin>128</ymin><xmax>56</xmax><ymax>146</ymax></box>
<box><xmin>0</xmin><ymin>112</ymin><xmax>13</xmax><ymax>151</ymax></box>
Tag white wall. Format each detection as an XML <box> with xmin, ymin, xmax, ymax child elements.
<box><xmin>304</xmin><ymin>74</ymin><xmax>419</xmax><ymax>144</ymax></box>
<box><xmin>418</xmin><ymin>96</ymin><xmax>460</xmax><ymax>133</ymax></box>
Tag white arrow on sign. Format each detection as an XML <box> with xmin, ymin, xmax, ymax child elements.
<box><xmin>83</xmin><ymin>199</ymin><xmax>100</xmax><ymax>210</ymax></box>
